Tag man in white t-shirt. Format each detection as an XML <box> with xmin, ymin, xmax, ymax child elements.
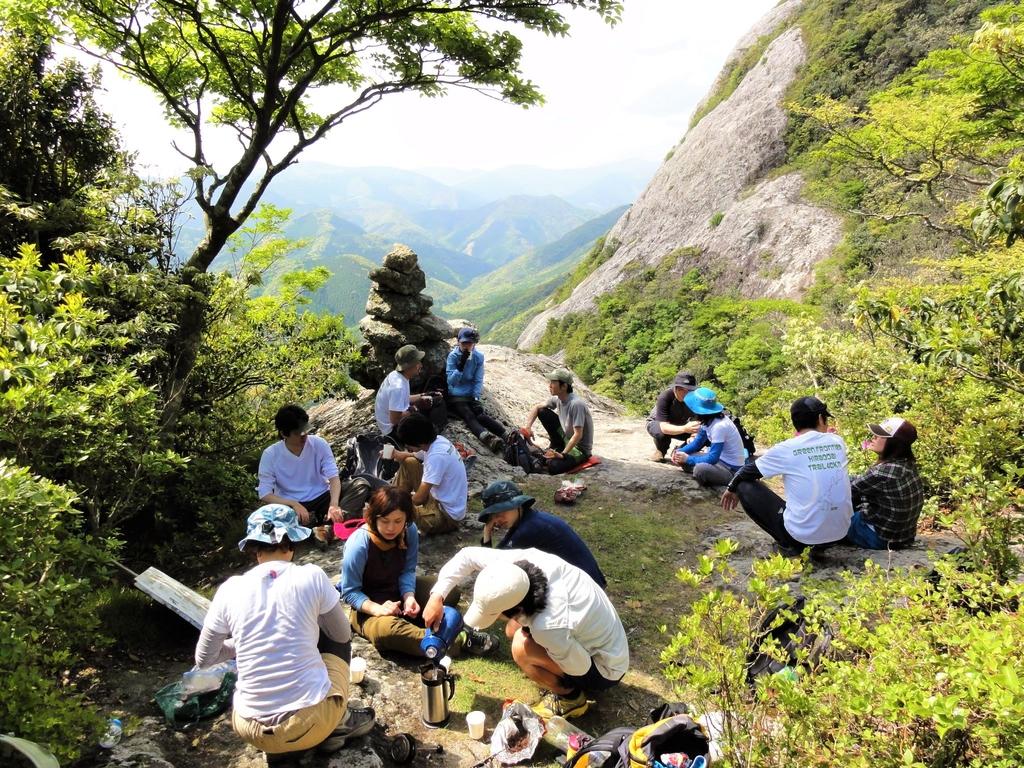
<box><xmin>195</xmin><ymin>505</ymin><xmax>375</xmax><ymax>763</ymax></box>
<box><xmin>721</xmin><ymin>396</ymin><xmax>852</xmax><ymax>556</ymax></box>
<box><xmin>422</xmin><ymin>547</ymin><xmax>628</xmax><ymax>720</ymax></box>
<box><xmin>391</xmin><ymin>412</ymin><xmax>468</xmax><ymax>535</ymax></box>
<box><xmin>374</xmin><ymin>345</ymin><xmax>433</xmax><ymax>435</ymax></box>
<box><xmin>258</xmin><ymin>405</ymin><xmax>342</xmax><ymax>530</ymax></box>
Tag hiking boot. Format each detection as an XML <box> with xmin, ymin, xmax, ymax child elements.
<box><xmin>649</xmin><ymin>449</ymin><xmax>665</xmax><ymax>463</ymax></box>
<box><xmin>484</xmin><ymin>433</ymin><xmax>504</xmax><ymax>453</ymax></box>
<box><xmin>461</xmin><ymin>628</ymin><xmax>498</xmax><ymax>656</ymax></box>
<box><xmin>316</xmin><ymin>706</ymin><xmax>376</xmax><ymax>754</ymax></box>
<box><xmin>532</xmin><ymin>690</ymin><xmax>589</xmax><ymax>719</ymax></box>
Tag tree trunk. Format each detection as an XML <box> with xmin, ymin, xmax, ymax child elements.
<box><xmin>159</xmin><ymin>220</ymin><xmax>237</xmax><ymax>438</ymax></box>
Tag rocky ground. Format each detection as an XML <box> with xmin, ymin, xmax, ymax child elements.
<box><xmin>76</xmin><ymin>344</ymin><xmax>960</xmax><ymax>768</ymax></box>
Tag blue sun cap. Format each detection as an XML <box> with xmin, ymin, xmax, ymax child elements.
<box><xmin>684</xmin><ymin>386</ymin><xmax>725</xmax><ymax>415</ymax></box>
<box><xmin>238</xmin><ymin>504</ymin><xmax>312</xmax><ymax>552</ymax></box>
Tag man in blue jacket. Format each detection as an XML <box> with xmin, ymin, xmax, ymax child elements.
<box><xmin>478</xmin><ymin>479</ymin><xmax>606</xmax><ymax>589</ymax></box>
<box><xmin>446</xmin><ymin>327</ymin><xmax>506</xmax><ymax>453</ymax></box>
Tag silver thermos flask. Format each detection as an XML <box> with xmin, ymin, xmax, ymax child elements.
<box><xmin>419</xmin><ymin>663</ymin><xmax>456</xmax><ymax>728</ymax></box>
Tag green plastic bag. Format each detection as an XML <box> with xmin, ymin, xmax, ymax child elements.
<box><xmin>154</xmin><ymin>669</ymin><xmax>237</xmax><ymax>726</ymax></box>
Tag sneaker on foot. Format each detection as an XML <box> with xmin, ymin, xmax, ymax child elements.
<box><xmin>316</xmin><ymin>706</ymin><xmax>376</xmax><ymax>753</ymax></box>
<box><xmin>461</xmin><ymin>627</ymin><xmax>498</xmax><ymax>656</ymax></box>
<box><xmin>485</xmin><ymin>433</ymin><xmax>505</xmax><ymax>453</ymax></box>
<box><xmin>531</xmin><ymin>690</ymin><xmax>589</xmax><ymax>719</ymax></box>
<box><xmin>649</xmin><ymin>449</ymin><xmax>665</xmax><ymax>463</ymax></box>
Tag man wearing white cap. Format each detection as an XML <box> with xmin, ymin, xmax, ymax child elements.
<box><xmin>422</xmin><ymin>547</ymin><xmax>628</xmax><ymax>719</ymax></box>
<box><xmin>195</xmin><ymin>504</ymin><xmax>375</xmax><ymax>764</ymax></box>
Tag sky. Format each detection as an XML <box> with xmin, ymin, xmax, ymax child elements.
<box><xmin>83</xmin><ymin>0</ymin><xmax>779</xmax><ymax>177</ymax></box>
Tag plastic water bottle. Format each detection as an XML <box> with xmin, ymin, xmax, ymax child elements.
<box><xmin>542</xmin><ymin>715</ymin><xmax>591</xmax><ymax>752</ymax></box>
<box><xmin>99</xmin><ymin>718</ymin><xmax>123</xmax><ymax>748</ymax></box>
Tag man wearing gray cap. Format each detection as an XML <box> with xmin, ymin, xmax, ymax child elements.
<box><xmin>374</xmin><ymin>344</ymin><xmax>433</xmax><ymax>435</ymax></box>
<box><xmin>646</xmin><ymin>371</ymin><xmax>702</xmax><ymax>462</ymax></box>
<box><xmin>522</xmin><ymin>367</ymin><xmax>594</xmax><ymax>474</ymax></box>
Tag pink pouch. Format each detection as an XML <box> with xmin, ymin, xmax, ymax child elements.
<box><xmin>333</xmin><ymin>519</ymin><xmax>364</xmax><ymax>541</ymax></box>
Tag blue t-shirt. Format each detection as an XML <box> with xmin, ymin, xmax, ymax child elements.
<box><xmin>497</xmin><ymin>506</ymin><xmax>606</xmax><ymax>588</ymax></box>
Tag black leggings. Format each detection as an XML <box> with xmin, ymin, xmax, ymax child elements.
<box><xmin>448</xmin><ymin>400</ymin><xmax>505</xmax><ymax>440</ymax></box>
<box><xmin>537</xmin><ymin>408</ymin><xmax>588</xmax><ymax>475</ymax></box>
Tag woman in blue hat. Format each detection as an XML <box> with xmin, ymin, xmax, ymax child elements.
<box><xmin>671</xmin><ymin>387</ymin><xmax>747</xmax><ymax>486</ymax></box>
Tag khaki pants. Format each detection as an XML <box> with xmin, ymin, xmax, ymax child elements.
<box><xmin>231</xmin><ymin>653</ymin><xmax>349</xmax><ymax>754</ymax></box>
<box><xmin>394</xmin><ymin>457</ymin><xmax>459</xmax><ymax>535</ymax></box>
<box><xmin>347</xmin><ymin>576</ymin><xmax>461</xmax><ymax>657</ymax></box>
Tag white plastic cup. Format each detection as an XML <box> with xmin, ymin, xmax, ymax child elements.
<box><xmin>382</xmin><ymin>444</ymin><xmax>395</xmax><ymax>460</ymax></box>
<box><xmin>467</xmin><ymin>710</ymin><xmax>486</xmax><ymax>740</ymax></box>
<box><xmin>439</xmin><ymin>655</ymin><xmax>452</xmax><ymax>672</ymax></box>
<box><xmin>349</xmin><ymin>657</ymin><xmax>366</xmax><ymax>684</ymax></box>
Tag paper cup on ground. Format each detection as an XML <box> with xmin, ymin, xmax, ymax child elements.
<box><xmin>349</xmin><ymin>657</ymin><xmax>367</xmax><ymax>684</ymax></box>
<box><xmin>467</xmin><ymin>710</ymin><xmax>486</xmax><ymax>740</ymax></box>
<box><xmin>439</xmin><ymin>655</ymin><xmax>452</xmax><ymax>672</ymax></box>
<box><xmin>382</xmin><ymin>444</ymin><xmax>395</xmax><ymax>460</ymax></box>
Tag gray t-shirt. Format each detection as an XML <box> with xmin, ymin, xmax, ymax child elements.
<box><xmin>547</xmin><ymin>394</ymin><xmax>594</xmax><ymax>454</ymax></box>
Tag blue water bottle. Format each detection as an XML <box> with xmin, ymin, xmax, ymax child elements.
<box><xmin>420</xmin><ymin>606</ymin><xmax>465</xmax><ymax>659</ymax></box>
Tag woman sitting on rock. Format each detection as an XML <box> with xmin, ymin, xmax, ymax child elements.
<box><xmin>844</xmin><ymin>417</ymin><xmax>924</xmax><ymax>550</ymax></box>
<box><xmin>339</xmin><ymin>486</ymin><xmax>496</xmax><ymax>657</ymax></box>
<box><xmin>671</xmin><ymin>387</ymin><xmax>746</xmax><ymax>487</ymax></box>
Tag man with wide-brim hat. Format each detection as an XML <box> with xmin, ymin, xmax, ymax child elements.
<box><xmin>479</xmin><ymin>480</ymin><xmax>606</xmax><ymax>588</ymax></box>
<box><xmin>521</xmin><ymin>367</ymin><xmax>594</xmax><ymax>474</ymax></box>
<box><xmin>646</xmin><ymin>371</ymin><xmax>703</xmax><ymax>462</ymax></box>
<box><xmin>195</xmin><ymin>504</ymin><xmax>375</xmax><ymax>763</ymax></box>
<box><xmin>423</xmin><ymin>547</ymin><xmax>627</xmax><ymax>720</ymax></box>
<box><xmin>374</xmin><ymin>344</ymin><xmax>432</xmax><ymax>436</ymax></box>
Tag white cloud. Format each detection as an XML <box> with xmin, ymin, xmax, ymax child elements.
<box><xmin>84</xmin><ymin>0</ymin><xmax>779</xmax><ymax>176</ymax></box>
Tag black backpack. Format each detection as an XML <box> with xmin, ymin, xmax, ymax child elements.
<box><xmin>565</xmin><ymin>706</ymin><xmax>710</xmax><ymax>768</ymax></box>
<box><xmin>340</xmin><ymin>433</ymin><xmax>399</xmax><ymax>483</ymax></box>
<box><xmin>502</xmin><ymin>430</ymin><xmax>535</xmax><ymax>474</ymax></box>
<box><xmin>746</xmin><ymin>596</ymin><xmax>832</xmax><ymax>685</ymax></box>
<box><xmin>727</xmin><ymin>412</ymin><xmax>757</xmax><ymax>457</ymax></box>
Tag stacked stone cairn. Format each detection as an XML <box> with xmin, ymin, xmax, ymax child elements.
<box><xmin>351</xmin><ymin>244</ymin><xmax>453</xmax><ymax>390</ymax></box>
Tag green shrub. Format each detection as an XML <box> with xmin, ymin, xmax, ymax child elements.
<box><xmin>0</xmin><ymin>459</ymin><xmax>110</xmax><ymax>762</ymax></box>
<box><xmin>710</xmin><ymin>211</ymin><xmax>725</xmax><ymax>228</ymax></box>
<box><xmin>665</xmin><ymin>544</ymin><xmax>1024</xmax><ymax>767</ymax></box>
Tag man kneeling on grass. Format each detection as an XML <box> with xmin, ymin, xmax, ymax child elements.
<box><xmin>195</xmin><ymin>505</ymin><xmax>375</xmax><ymax>765</ymax></box>
<box><xmin>422</xmin><ymin>547</ymin><xmax>628</xmax><ymax>719</ymax></box>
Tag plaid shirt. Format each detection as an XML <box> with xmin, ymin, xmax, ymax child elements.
<box><xmin>851</xmin><ymin>459</ymin><xmax>925</xmax><ymax>548</ymax></box>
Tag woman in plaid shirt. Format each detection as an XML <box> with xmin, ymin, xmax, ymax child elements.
<box><xmin>844</xmin><ymin>417</ymin><xmax>924</xmax><ymax>549</ymax></box>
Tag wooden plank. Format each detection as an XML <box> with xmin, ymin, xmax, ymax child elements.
<box><xmin>134</xmin><ymin>567</ymin><xmax>210</xmax><ymax>629</ymax></box>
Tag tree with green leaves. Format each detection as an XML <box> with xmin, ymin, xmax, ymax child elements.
<box><xmin>17</xmin><ymin>0</ymin><xmax>623</xmax><ymax>426</ymax></box>
<box><xmin>0</xmin><ymin>32</ymin><xmax>127</xmax><ymax>262</ymax></box>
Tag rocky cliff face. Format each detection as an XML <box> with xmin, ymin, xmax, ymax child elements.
<box><xmin>518</xmin><ymin>0</ymin><xmax>843</xmax><ymax>350</ymax></box>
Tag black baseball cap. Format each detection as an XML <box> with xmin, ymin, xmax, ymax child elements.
<box><xmin>790</xmin><ymin>396</ymin><xmax>832</xmax><ymax>419</ymax></box>
<box><xmin>673</xmin><ymin>371</ymin><xmax>697</xmax><ymax>391</ymax></box>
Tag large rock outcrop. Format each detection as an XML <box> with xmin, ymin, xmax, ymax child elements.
<box><xmin>351</xmin><ymin>245</ymin><xmax>453</xmax><ymax>389</ymax></box>
<box><xmin>518</xmin><ymin>0</ymin><xmax>843</xmax><ymax>349</ymax></box>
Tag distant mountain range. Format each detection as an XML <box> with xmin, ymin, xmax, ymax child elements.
<box><xmin>196</xmin><ymin>161</ymin><xmax>653</xmax><ymax>329</ymax></box>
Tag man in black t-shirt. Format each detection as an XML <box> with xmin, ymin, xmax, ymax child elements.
<box><xmin>646</xmin><ymin>371</ymin><xmax>702</xmax><ymax>461</ymax></box>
